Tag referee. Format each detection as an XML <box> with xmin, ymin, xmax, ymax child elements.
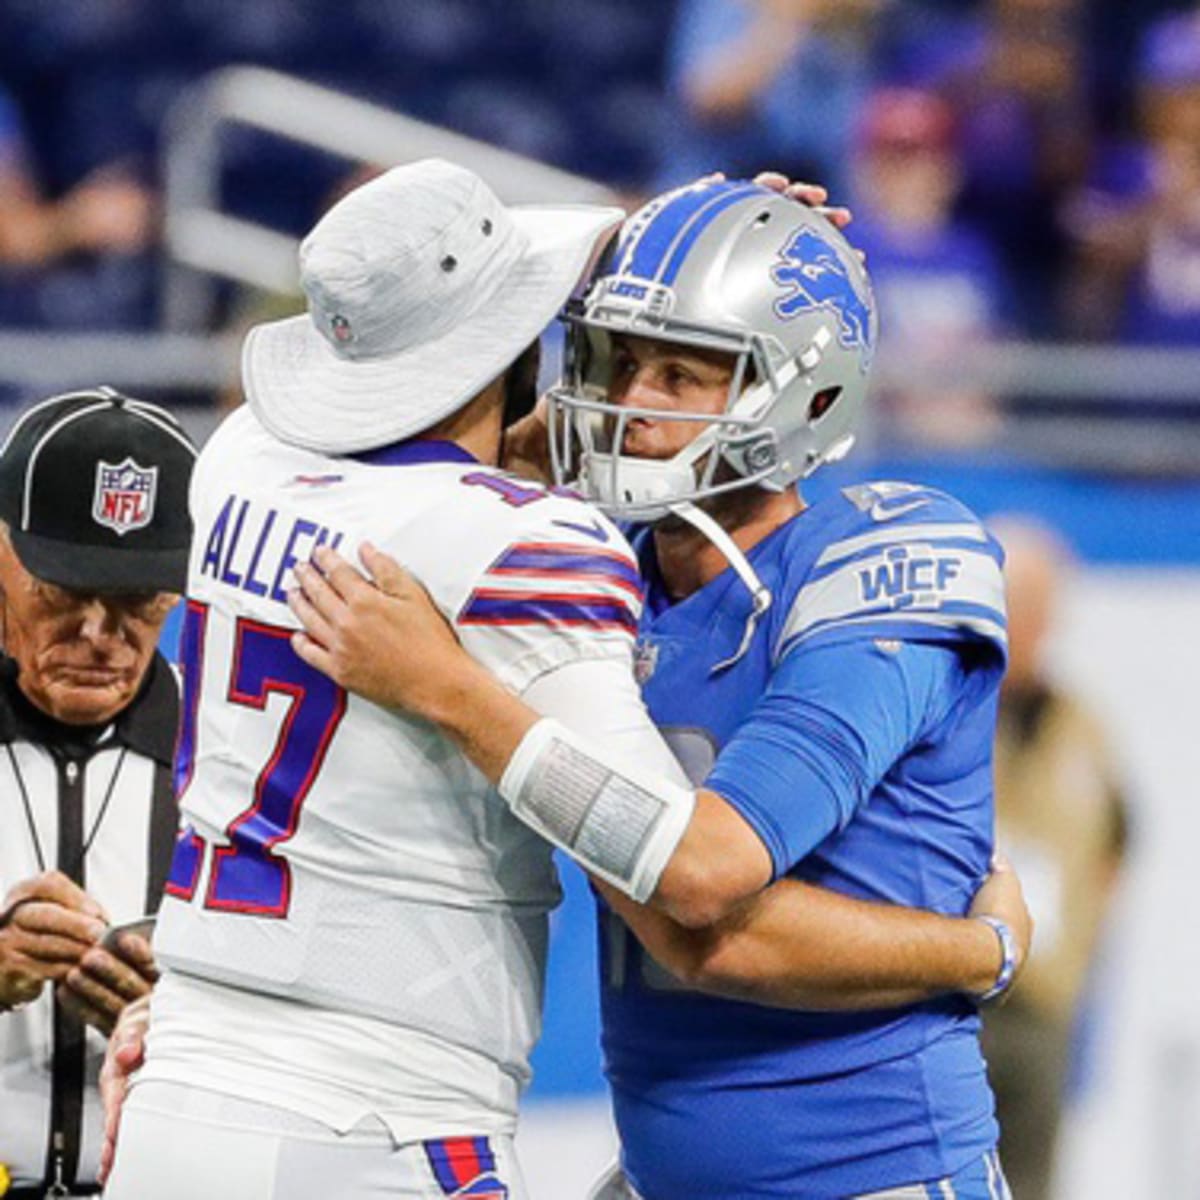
<box><xmin>0</xmin><ymin>390</ymin><xmax>194</xmax><ymax>1198</ymax></box>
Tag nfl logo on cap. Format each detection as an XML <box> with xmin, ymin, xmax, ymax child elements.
<box><xmin>92</xmin><ymin>457</ymin><xmax>159</xmax><ymax>536</ymax></box>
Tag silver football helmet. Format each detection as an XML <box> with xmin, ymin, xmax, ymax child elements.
<box><xmin>547</xmin><ymin>179</ymin><xmax>877</xmax><ymax>521</ymax></box>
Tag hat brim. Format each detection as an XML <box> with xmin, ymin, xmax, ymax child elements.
<box><xmin>10</xmin><ymin>528</ymin><xmax>188</xmax><ymax>594</ymax></box>
<box><xmin>242</xmin><ymin>203</ymin><xmax>625</xmax><ymax>454</ymax></box>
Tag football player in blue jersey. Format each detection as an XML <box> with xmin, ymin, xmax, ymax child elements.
<box><xmin>289</xmin><ymin>176</ymin><xmax>1021</xmax><ymax>1200</ymax></box>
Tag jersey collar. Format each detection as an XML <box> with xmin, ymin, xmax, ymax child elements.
<box><xmin>348</xmin><ymin>438</ymin><xmax>479</xmax><ymax>467</ymax></box>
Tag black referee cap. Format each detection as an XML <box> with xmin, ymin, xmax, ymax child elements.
<box><xmin>0</xmin><ymin>388</ymin><xmax>196</xmax><ymax>594</ymax></box>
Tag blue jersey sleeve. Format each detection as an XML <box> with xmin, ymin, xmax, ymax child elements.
<box><xmin>776</xmin><ymin>485</ymin><xmax>1008</xmax><ymax>664</ymax></box>
<box><xmin>704</xmin><ymin>638</ymin><xmax>972</xmax><ymax>878</ymax></box>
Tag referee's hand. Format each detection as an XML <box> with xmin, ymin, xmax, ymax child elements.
<box><xmin>0</xmin><ymin>870</ymin><xmax>107</xmax><ymax>1010</ymax></box>
<box><xmin>57</xmin><ymin>929</ymin><xmax>157</xmax><ymax>1035</ymax></box>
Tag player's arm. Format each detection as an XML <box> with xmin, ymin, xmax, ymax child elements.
<box><xmin>523</xmin><ymin>624</ymin><xmax>1032</xmax><ymax>1008</ymax></box>
<box><xmin>98</xmin><ymin>992</ymin><xmax>151</xmax><ymax>1185</ymax></box>
<box><xmin>290</xmin><ymin>542</ymin><xmax>769</xmax><ymax>924</ymax></box>
<box><xmin>289</xmin><ymin>545</ymin><xmax>1027</xmax><ymax>1006</ymax></box>
<box><xmin>594</xmin><ymin>861</ymin><xmax>1026</xmax><ymax>1009</ymax></box>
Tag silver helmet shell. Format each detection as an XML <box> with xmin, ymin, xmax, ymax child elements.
<box><xmin>547</xmin><ymin>179</ymin><xmax>877</xmax><ymax>520</ymax></box>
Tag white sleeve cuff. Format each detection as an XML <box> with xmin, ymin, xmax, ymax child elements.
<box><xmin>499</xmin><ymin>717</ymin><xmax>695</xmax><ymax>902</ymax></box>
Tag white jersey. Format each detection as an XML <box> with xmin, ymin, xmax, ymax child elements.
<box><xmin>146</xmin><ymin>405</ymin><xmax>653</xmax><ymax>1140</ymax></box>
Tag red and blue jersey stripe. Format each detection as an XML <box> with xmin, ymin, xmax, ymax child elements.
<box><xmin>486</xmin><ymin>542</ymin><xmax>642</xmax><ymax>598</ymax></box>
<box><xmin>461</xmin><ymin>589</ymin><xmax>637</xmax><ymax>634</ymax></box>
<box><xmin>459</xmin><ymin>541</ymin><xmax>642</xmax><ymax>634</ymax></box>
<box><xmin>423</xmin><ymin>1136</ymin><xmax>508</xmax><ymax>1197</ymax></box>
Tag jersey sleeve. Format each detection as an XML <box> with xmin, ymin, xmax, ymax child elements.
<box><xmin>774</xmin><ymin>489</ymin><xmax>1007</xmax><ymax>665</ymax></box>
<box><xmin>704</xmin><ymin>638</ymin><xmax>975</xmax><ymax>878</ymax></box>
<box><xmin>451</xmin><ymin>498</ymin><xmax>644</xmax><ymax>695</ymax></box>
<box><xmin>522</xmin><ymin>657</ymin><xmax>689</xmax><ymax>787</ymax></box>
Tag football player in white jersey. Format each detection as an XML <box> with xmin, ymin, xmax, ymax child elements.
<box><xmin>102</xmin><ymin>159</ymin><xmax>644</xmax><ymax>1200</ymax></box>
<box><xmin>103</xmin><ymin>163</ymin><xmax>1027</xmax><ymax>1200</ymax></box>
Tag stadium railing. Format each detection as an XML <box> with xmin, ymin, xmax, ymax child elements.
<box><xmin>160</xmin><ymin>66</ymin><xmax>619</xmax><ymax>330</ymax></box>
<box><xmin>0</xmin><ymin>66</ymin><xmax>1195</xmax><ymax>474</ymax></box>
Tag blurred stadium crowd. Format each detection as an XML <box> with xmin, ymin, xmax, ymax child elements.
<box><xmin>0</xmin><ymin>0</ymin><xmax>1197</xmax><ymax>338</ymax></box>
<box><xmin>2</xmin><ymin>0</ymin><xmax>1200</xmax><ymax>457</ymax></box>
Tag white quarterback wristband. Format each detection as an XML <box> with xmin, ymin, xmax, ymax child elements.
<box><xmin>498</xmin><ymin>717</ymin><xmax>696</xmax><ymax>903</ymax></box>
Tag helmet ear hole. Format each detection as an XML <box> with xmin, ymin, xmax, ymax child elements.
<box><xmin>808</xmin><ymin>386</ymin><xmax>842</xmax><ymax>422</ymax></box>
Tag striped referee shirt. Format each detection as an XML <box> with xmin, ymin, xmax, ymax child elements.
<box><xmin>0</xmin><ymin>652</ymin><xmax>178</xmax><ymax>1196</ymax></box>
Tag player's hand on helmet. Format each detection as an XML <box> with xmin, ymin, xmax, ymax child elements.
<box><xmin>291</xmin><ymin>544</ymin><xmax>466</xmax><ymax>718</ymax></box>
<box><xmin>753</xmin><ymin>172</ymin><xmax>853</xmax><ymax>231</ymax></box>
<box><xmin>98</xmin><ymin>992</ymin><xmax>151</xmax><ymax>1184</ymax></box>
<box><xmin>697</xmin><ymin>170</ymin><xmax>853</xmax><ymax>231</ymax></box>
<box><xmin>967</xmin><ymin>851</ymin><xmax>1033</xmax><ymax>999</ymax></box>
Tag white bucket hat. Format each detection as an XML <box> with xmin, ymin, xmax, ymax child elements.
<box><xmin>243</xmin><ymin>158</ymin><xmax>625</xmax><ymax>453</ymax></box>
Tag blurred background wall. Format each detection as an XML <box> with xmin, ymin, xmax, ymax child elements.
<box><xmin>1</xmin><ymin>1</ymin><xmax>1196</xmax><ymax>1195</ymax></box>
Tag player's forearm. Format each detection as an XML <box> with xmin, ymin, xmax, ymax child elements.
<box><xmin>429</xmin><ymin>692</ymin><xmax>738</xmax><ymax>913</ymax></box>
<box><xmin>695</xmin><ymin>887</ymin><xmax>1004</xmax><ymax>1006</ymax></box>
<box><xmin>424</xmin><ymin>668</ymin><xmax>768</xmax><ymax>916</ymax></box>
<box><xmin>648</xmin><ymin>787</ymin><xmax>773</xmax><ymax>928</ymax></box>
<box><xmin>601</xmin><ymin>878</ymin><xmax>1003</xmax><ymax>1010</ymax></box>
<box><xmin>420</xmin><ymin>659</ymin><xmax>540</xmax><ymax>784</ymax></box>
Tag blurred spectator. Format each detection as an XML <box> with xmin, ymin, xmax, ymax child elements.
<box><xmin>656</xmin><ymin>0</ymin><xmax>886</xmax><ymax>195</ymax></box>
<box><xmin>848</xmin><ymin>87</ymin><xmax>1010</xmax><ymax>446</ymax></box>
<box><xmin>1062</xmin><ymin>10</ymin><xmax>1200</xmax><ymax>344</ymax></box>
<box><xmin>912</xmin><ymin>0</ymin><xmax>1095</xmax><ymax>334</ymax></box>
<box><xmin>983</xmin><ymin>516</ymin><xmax>1129</xmax><ymax>1200</ymax></box>
<box><xmin>0</xmin><ymin>90</ymin><xmax>151</xmax><ymax>268</ymax></box>
<box><xmin>0</xmin><ymin>83</ymin><xmax>154</xmax><ymax>329</ymax></box>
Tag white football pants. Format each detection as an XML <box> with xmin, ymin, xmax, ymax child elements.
<box><xmin>103</xmin><ymin>1080</ymin><xmax>527</xmax><ymax>1199</ymax></box>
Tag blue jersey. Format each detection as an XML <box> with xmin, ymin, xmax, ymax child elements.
<box><xmin>602</xmin><ymin>482</ymin><xmax>1008</xmax><ymax>1200</ymax></box>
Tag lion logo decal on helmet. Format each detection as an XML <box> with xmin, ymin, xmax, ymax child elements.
<box><xmin>771</xmin><ymin>227</ymin><xmax>874</xmax><ymax>360</ymax></box>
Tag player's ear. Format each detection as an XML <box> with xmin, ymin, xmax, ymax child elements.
<box><xmin>502</xmin><ymin>340</ymin><xmax>541</xmax><ymax>428</ymax></box>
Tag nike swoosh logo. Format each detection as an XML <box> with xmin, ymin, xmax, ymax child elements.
<box><xmin>551</xmin><ymin>517</ymin><xmax>610</xmax><ymax>543</ymax></box>
<box><xmin>869</xmin><ymin>498</ymin><xmax>930</xmax><ymax>522</ymax></box>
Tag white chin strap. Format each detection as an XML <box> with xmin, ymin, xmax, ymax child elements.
<box><xmin>668</xmin><ymin>500</ymin><xmax>772</xmax><ymax>673</ymax></box>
